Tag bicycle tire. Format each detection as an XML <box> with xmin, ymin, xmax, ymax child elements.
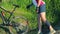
<box><xmin>10</xmin><ymin>16</ymin><xmax>29</xmax><ymax>34</ymax></box>
<box><xmin>0</xmin><ymin>25</ymin><xmax>11</xmax><ymax>34</ymax></box>
<box><xmin>0</xmin><ymin>28</ymin><xmax>7</xmax><ymax>34</ymax></box>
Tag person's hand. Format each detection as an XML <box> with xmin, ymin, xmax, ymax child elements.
<box><xmin>36</xmin><ymin>7</ymin><xmax>39</xmax><ymax>13</ymax></box>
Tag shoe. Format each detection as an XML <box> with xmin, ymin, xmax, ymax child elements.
<box><xmin>37</xmin><ymin>31</ymin><xmax>42</xmax><ymax>34</ymax></box>
<box><xmin>49</xmin><ymin>30</ymin><xmax>56</xmax><ymax>34</ymax></box>
<box><xmin>37</xmin><ymin>32</ymin><xmax>42</xmax><ymax>34</ymax></box>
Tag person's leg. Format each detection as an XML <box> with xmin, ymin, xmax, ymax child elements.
<box><xmin>40</xmin><ymin>12</ymin><xmax>56</xmax><ymax>34</ymax></box>
<box><xmin>37</xmin><ymin>13</ymin><xmax>42</xmax><ymax>34</ymax></box>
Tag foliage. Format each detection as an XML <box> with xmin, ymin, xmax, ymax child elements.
<box><xmin>0</xmin><ymin>0</ymin><xmax>60</xmax><ymax>30</ymax></box>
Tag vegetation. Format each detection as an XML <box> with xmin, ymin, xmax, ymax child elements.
<box><xmin>0</xmin><ymin>0</ymin><xmax>60</xmax><ymax>34</ymax></box>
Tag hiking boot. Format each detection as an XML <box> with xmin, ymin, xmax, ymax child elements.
<box><xmin>37</xmin><ymin>31</ymin><xmax>42</xmax><ymax>34</ymax></box>
<box><xmin>37</xmin><ymin>32</ymin><xmax>42</xmax><ymax>34</ymax></box>
<box><xmin>49</xmin><ymin>30</ymin><xmax>56</xmax><ymax>34</ymax></box>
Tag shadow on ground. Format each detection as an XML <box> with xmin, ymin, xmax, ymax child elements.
<box><xmin>28</xmin><ymin>22</ymin><xmax>60</xmax><ymax>34</ymax></box>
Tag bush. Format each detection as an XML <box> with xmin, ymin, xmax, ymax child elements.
<box><xmin>0</xmin><ymin>0</ymin><xmax>60</xmax><ymax>30</ymax></box>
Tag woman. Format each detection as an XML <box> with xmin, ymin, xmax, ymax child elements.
<box><xmin>32</xmin><ymin>0</ymin><xmax>56</xmax><ymax>34</ymax></box>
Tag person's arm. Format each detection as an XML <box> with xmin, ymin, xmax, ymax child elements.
<box><xmin>37</xmin><ymin>0</ymin><xmax>42</xmax><ymax>7</ymax></box>
<box><xmin>36</xmin><ymin>0</ymin><xmax>42</xmax><ymax>13</ymax></box>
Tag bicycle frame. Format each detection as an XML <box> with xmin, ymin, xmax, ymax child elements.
<box><xmin>0</xmin><ymin>4</ymin><xmax>29</xmax><ymax>34</ymax></box>
<box><xmin>0</xmin><ymin>4</ymin><xmax>19</xmax><ymax>26</ymax></box>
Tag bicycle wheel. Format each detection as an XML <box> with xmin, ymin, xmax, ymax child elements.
<box><xmin>0</xmin><ymin>25</ymin><xmax>11</xmax><ymax>34</ymax></box>
<box><xmin>0</xmin><ymin>28</ymin><xmax>7</xmax><ymax>34</ymax></box>
<box><xmin>10</xmin><ymin>16</ymin><xmax>29</xmax><ymax>34</ymax></box>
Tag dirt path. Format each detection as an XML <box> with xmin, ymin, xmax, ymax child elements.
<box><xmin>28</xmin><ymin>23</ymin><xmax>60</xmax><ymax>34</ymax></box>
<box><xmin>42</xmin><ymin>23</ymin><xmax>60</xmax><ymax>34</ymax></box>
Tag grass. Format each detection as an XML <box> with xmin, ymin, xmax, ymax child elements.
<box><xmin>0</xmin><ymin>0</ymin><xmax>60</xmax><ymax>34</ymax></box>
<box><xmin>0</xmin><ymin>0</ymin><xmax>38</xmax><ymax>34</ymax></box>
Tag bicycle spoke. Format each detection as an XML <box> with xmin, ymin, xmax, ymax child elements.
<box><xmin>10</xmin><ymin>16</ymin><xmax>29</xmax><ymax>34</ymax></box>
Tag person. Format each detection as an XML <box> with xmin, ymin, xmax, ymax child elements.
<box><xmin>32</xmin><ymin>0</ymin><xmax>56</xmax><ymax>34</ymax></box>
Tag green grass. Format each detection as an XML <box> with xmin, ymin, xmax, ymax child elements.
<box><xmin>0</xmin><ymin>0</ymin><xmax>60</xmax><ymax>34</ymax></box>
<box><xmin>0</xmin><ymin>0</ymin><xmax>37</xmax><ymax>34</ymax></box>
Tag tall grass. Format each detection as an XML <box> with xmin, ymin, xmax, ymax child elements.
<box><xmin>0</xmin><ymin>0</ymin><xmax>60</xmax><ymax>30</ymax></box>
<box><xmin>0</xmin><ymin>0</ymin><xmax>37</xmax><ymax>30</ymax></box>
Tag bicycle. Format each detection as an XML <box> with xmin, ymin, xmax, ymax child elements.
<box><xmin>0</xmin><ymin>4</ymin><xmax>29</xmax><ymax>34</ymax></box>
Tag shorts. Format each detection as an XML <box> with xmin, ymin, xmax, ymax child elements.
<box><xmin>38</xmin><ymin>4</ymin><xmax>46</xmax><ymax>14</ymax></box>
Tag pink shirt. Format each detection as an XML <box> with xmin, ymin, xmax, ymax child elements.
<box><xmin>36</xmin><ymin>0</ymin><xmax>45</xmax><ymax>6</ymax></box>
